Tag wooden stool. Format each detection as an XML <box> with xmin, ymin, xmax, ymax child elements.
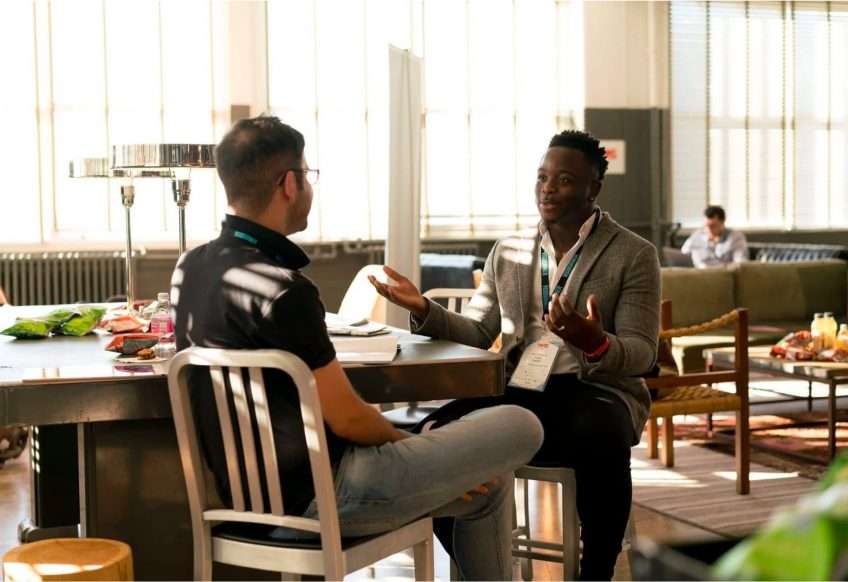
<box><xmin>3</xmin><ymin>538</ymin><xmax>133</xmax><ymax>581</ymax></box>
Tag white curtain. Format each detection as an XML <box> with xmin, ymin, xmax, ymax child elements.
<box><xmin>385</xmin><ymin>46</ymin><xmax>423</xmax><ymax>328</ymax></box>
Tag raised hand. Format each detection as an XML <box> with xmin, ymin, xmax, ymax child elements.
<box><xmin>368</xmin><ymin>266</ymin><xmax>429</xmax><ymax>319</ymax></box>
<box><xmin>545</xmin><ymin>292</ymin><xmax>605</xmax><ymax>354</ymax></box>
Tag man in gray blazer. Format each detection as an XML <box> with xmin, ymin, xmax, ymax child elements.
<box><xmin>371</xmin><ymin>129</ymin><xmax>661</xmax><ymax>580</ymax></box>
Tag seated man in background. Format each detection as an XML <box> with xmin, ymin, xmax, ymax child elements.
<box><xmin>371</xmin><ymin>130</ymin><xmax>660</xmax><ymax>580</ymax></box>
<box><xmin>171</xmin><ymin>115</ymin><xmax>543</xmax><ymax>580</ymax></box>
<box><xmin>681</xmin><ymin>205</ymin><xmax>748</xmax><ymax>268</ymax></box>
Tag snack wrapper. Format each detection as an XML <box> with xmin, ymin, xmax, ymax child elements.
<box><xmin>105</xmin><ymin>333</ymin><xmax>160</xmax><ymax>355</ymax></box>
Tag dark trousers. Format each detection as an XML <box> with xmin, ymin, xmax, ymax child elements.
<box><xmin>427</xmin><ymin>375</ymin><xmax>633</xmax><ymax>581</ymax></box>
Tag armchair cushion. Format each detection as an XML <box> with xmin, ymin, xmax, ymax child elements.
<box><xmin>733</xmin><ymin>260</ymin><xmax>847</xmax><ymax>323</ymax></box>
<box><xmin>661</xmin><ymin>268</ymin><xmax>735</xmax><ymax>327</ymax></box>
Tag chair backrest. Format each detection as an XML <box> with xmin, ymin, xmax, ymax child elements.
<box><xmin>167</xmin><ymin>347</ymin><xmax>344</xmax><ymax>572</ymax></box>
<box><xmin>338</xmin><ymin>264</ymin><xmax>387</xmax><ymax>323</ymax></box>
<box><xmin>649</xmin><ymin>300</ymin><xmax>749</xmax><ymax>400</ymax></box>
<box><xmin>423</xmin><ymin>288</ymin><xmax>476</xmax><ymax>314</ymax></box>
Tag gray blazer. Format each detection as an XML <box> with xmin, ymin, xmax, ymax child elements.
<box><xmin>411</xmin><ymin>213</ymin><xmax>660</xmax><ymax>443</ymax></box>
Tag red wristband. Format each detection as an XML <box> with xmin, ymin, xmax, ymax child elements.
<box><xmin>584</xmin><ymin>336</ymin><xmax>610</xmax><ymax>361</ymax></box>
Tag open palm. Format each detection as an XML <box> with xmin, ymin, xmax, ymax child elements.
<box><xmin>368</xmin><ymin>266</ymin><xmax>428</xmax><ymax>319</ymax></box>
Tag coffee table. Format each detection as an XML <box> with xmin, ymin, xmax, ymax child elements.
<box><xmin>705</xmin><ymin>345</ymin><xmax>848</xmax><ymax>460</ymax></box>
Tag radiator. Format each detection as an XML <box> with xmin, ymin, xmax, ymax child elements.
<box><xmin>0</xmin><ymin>251</ymin><xmax>140</xmax><ymax>305</ymax></box>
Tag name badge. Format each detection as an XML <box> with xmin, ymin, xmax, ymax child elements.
<box><xmin>508</xmin><ymin>336</ymin><xmax>562</xmax><ymax>391</ymax></box>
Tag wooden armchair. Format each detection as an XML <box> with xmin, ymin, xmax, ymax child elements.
<box><xmin>645</xmin><ymin>300</ymin><xmax>750</xmax><ymax>494</ymax></box>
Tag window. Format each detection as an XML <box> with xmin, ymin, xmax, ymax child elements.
<box><xmin>267</xmin><ymin>0</ymin><xmax>583</xmax><ymax>242</ymax></box>
<box><xmin>2</xmin><ymin>0</ymin><xmax>582</xmax><ymax>247</ymax></box>
<box><xmin>0</xmin><ymin>0</ymin><xmax>228</xmax><ymax>248</ymax></box>
<box><xmin>670</xmin><ymin>1</ymin><xmax>848</xmax><ymax>230</ymax></box>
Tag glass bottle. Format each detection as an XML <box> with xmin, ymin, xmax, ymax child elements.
<box><xmin>149</xmin><ymin>292</ymin><xmax>174</xmax><ymax>337</ymax></box>
<box><xmin>811</xmin><ymin>313</ymin><xmax>825</xmax><ymax>352</ymax></box>
<box><xmin>837</xmin><ymin>324</ymin><xmax>848</xmax><ymax>351</ymax></box>
<box><xmin>823</xmin><ymin>312</ymin><xmax>838</xmax><ymax>349</ymax></box>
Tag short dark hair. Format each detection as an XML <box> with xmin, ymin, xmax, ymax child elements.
<box><xmin>215</xmin><ymin>115</ymin><xmax>305</xmax><ymax>215</ymax></box>
<box><xmin>704</xmin><ymin>205</ymin><xmax>726</xmax><ymax>222</ymax></box>
<box><xmin>548</xmin><ymin>130</ymin><xmax>609</xmax><ymax>180</ymax></box>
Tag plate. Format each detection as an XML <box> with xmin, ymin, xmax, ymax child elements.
<box><xmin>114</xmin><ymin>354</ymin><xmax>167</xmax><ymax>364</ymax></box>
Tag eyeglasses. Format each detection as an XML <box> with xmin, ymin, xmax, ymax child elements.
<box><xmin>282</xmin><ymin>168</ymin><xmax>320</xmax><ymax>186</ymax></box>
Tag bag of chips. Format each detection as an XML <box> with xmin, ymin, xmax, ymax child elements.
<box><xmin>42</xmin><ymin>309</ymin><xmax>77</xmax><ymax>328</ymax></box>
<box><xmin>56</xmin><ymin>306</ymin><xmax>106</xmax><ymax>337</ymax></box>
<box><xmin>0</xmin><ymin>319</ymin><xmax>54</xmax><ymax>339</ymax></box>
<box><xmin>1</xmin><ymin>306</ymin><xmax>106</xmax><ymax>339</ymax></box>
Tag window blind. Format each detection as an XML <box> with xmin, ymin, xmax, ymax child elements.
<box><xmin>670</xmin><ymin>0</ymin><xmax>848</xmax><ymax>230</ymax></box>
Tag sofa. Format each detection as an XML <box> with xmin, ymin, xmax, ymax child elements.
<box><xmin>661</xmin><ymin>260</ymin><xmax>848</xmax><ymax>372</ymax></box>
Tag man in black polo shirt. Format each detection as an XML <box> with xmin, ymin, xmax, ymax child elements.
<box><xmin>171</xmin><ymin>115</ymin><xmax>543</xmax><ymax>580</ymax></box>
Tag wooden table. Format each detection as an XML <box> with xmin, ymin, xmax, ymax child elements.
<box><xmin>705</xmin><ymin>345</ymin><xmax>848</xmax><ymax>460</ymax></box>
<box><xmin>0</xmin><ymin>305</ymin><xmax>504</xmax><ymax>579</ymax></box>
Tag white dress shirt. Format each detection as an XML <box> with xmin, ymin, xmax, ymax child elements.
<box><xmin>681</xmin><ymin>227</ymin><xmax>748</xmax><ymax>268</ymax></box>
<box><xmin>526</xmin><ymin>210</ymin><xmax>603</xmax><ymax>375</ymax></box>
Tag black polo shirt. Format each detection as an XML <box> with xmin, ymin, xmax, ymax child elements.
<box><xmin>172</xmin><ymin>214</ymin><xmax>348</xmax><ymax>516</ymax></box>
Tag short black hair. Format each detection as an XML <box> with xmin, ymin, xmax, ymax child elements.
<box><xmin>548</xmin><ymin>130</ymin><xmax>609</xmax><ymax>180</ymax></box>
<box><xmin>704</xmin><ymin>205</ymin><xmax>726</xmax><ymax>222</ymax></box>
<box><xmin>215</xmin><ymin>115</ymin><xmax>305</xmax><ymax>215</ymax></box>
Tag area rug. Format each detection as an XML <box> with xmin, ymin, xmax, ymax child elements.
<box><xmin>631</xmin><ymin>441</ymin><xmax>814</xmax><ymax>538</ymax></box>
<box><xmin>667</xmin><ymin>412</ymin><xmax>848</xmax><ymax>479</ymax></box>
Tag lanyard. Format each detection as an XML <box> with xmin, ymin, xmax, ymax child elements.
<box><xmin>541</xmin><ymin>210</ymin><xmax>601</xmax><ymax>316</ymax></box>
<box><xmin>233</xmin><ymin>229</ymin><xmax>285</xmax><ymax>264</ymax></box>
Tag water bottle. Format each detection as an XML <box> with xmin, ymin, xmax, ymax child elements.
<box><xmin>149</xmin><ymin>292</ymin><xmax>174</xmax><ymax>337</ymax></box>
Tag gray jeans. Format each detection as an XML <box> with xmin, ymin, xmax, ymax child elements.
<box><xmin>305</xmin><ymin>404</ymin><xmax>543</xmax><ymax>580</ymax></box>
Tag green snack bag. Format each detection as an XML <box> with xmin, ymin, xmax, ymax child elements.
<box><xmin>57</xmin><ymin>306</ymin><xmax>106</xmax><ymax>337</ymax></box>
<box><xmin>42</xmin><ymin>308</ymin><xmax>78</xmax><ymax>328</ymax></box>
<box><xmin>0</xmin><ymin>319</ymin><xmax>53</xmax><ymax>339</ymax></box>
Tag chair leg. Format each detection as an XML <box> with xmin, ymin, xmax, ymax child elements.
<box><xmin>808</xmin><ymin>381</ymin><xmax>814</xmax><ymax>412</ymax></box>
<box><xmin>623</xmin><ymin>510</ymin><xmax>637</xmax><ymax>579</ymax></box>
<box><xmin>413</xmin><ymin>537</ymin><xmax>434</xmax><ymax>581</ymax></box>
<box><xmin>647</xmin><ymin>417</ymin><xmax>659</xmax><ymax>459</ymax></box>
<box><xmin>660</xmin><ymin>416</ymin><xmax>674</xmax><ymax>467</ymax></box>
<box><xmin>514</xmin><ymin>477</ymin><xmax>533</xmax><ymax>581</ymax></box>
<box><xmin>736</xmin><ymin>408</ymin><xmax>750</xmax><ymax>495</ymax></box>
<box><xmin>706</xmin><ymin>412</ymin><xmax>714</xmax><ymax>435</ymax></box>
<box><xmin>193</xmin><ymin>527</ymin><xmax>212</xmax><ymax>581</ymax></box>
<box><xmin>562</xmin><ymin>479</ymin><xmax>580</xmax><ymax>581</ymax></box>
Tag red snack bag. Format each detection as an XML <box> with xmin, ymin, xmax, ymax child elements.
<box><xmin>105</xmin><ymin>333</ymin><xmax>160</xmax><ymax>355</ymax></box>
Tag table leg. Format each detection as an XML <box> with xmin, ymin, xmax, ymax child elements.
<box><xmin>808</xmin><ymin>381</ymin><xmax>814</xmax><ymax>412</ymax></box>
<box><xmin>829</xmin><ymin>380</ymin><xmax>837</xmax><ymax>460</ymax></box>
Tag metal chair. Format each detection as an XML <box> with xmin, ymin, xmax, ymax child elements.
<box><xmin>512</xmin><ymin>465</ymin><xmax>580</xmax><ymax>580</ymax></box>
<box><xmin>167</xmin><ymin>347</ymin><xmax>434</xmax><ymax>580</ymax></box>
<box><xmin>382</xmin><ymin>288</ymin><xmax>476</xmax><ymax>428</ymax></box>
<box><xmin>512</xmin><ymin>465</ymin><xmax>636</xmax><ymax>581</ymax></box>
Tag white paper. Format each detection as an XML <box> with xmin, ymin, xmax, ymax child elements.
<box><xmin>331</xmin><ymin>335</ymin><xmax>399</xmax><ymax>364</ymax></box>
<box><xmin>327</xmin><ymin>322</ymin><xmax>389</xmax><ymax>337</ymax></box>
<box><xmin>508</xmin><ymin>337</ymin><xmax>561</xmax><ymax>391</ymax></box>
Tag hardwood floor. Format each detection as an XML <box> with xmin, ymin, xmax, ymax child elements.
<box><xmin>0</xmin><ymin>443</ymin><xmax>721</xmax><ymax>581</ymax></box>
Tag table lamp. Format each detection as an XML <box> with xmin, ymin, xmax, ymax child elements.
<box><xmin>111</xmin><ymin>144</ymin><xmax>216</xmax><ymax>255</ymax></box>
<box><xmin>69</xmin><ymin>157</ymin><xmax>172</xmax><ymax>312</ymax></box>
